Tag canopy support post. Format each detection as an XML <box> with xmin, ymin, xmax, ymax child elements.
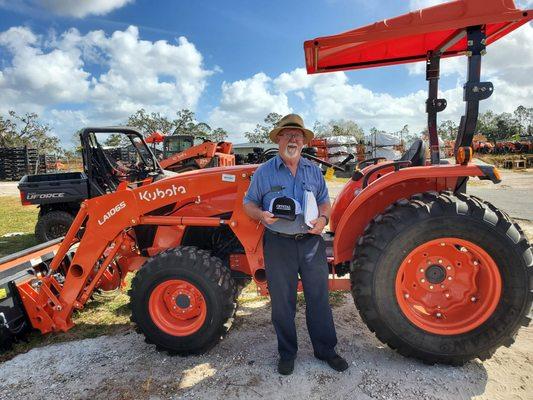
<box><xmin>454</xmin><ymin>25</ymin><xmax>493</xmax><ymax>156</ymax></box>
<box><xmin>426</xmin><ymin>52</ymin><xmax>447</xmax><ymax>165</ymax></box>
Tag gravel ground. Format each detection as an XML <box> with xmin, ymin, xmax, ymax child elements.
<box><xmin>0</xmin><ymin>290</ymin><xmax>531</xmax><ymax>400</ymax></box>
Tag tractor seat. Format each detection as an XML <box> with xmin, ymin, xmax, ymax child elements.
<box><xmin>398</xmin><ymin>139</ymin><xmax>426</xmax><ymax>167</ymax></box>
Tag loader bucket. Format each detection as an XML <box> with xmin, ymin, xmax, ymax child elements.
<box><xmin>0</xmin><ymin>238</ymin><xmax>63</xmax><ymax>350</ymax></box>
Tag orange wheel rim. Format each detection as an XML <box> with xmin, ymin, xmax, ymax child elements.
<box><xmin>395</xmin><ymin>238</ymin><xmax>502</xmax><ymax>335</ymax></box>
<box><xmin>148</xmin><ymin>280</ymin><xmax>207</xmax><ymax>336</ymax></box>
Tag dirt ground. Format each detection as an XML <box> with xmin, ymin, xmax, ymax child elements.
<box><xmin>0</xmin><ymin>168</ymin><xmax>532</xmax><ymax>400</ymax></box>
<box><xmin>0</xmin><ymin>285</ymin><xmax>531</xmax><ymax>400</ymax></box>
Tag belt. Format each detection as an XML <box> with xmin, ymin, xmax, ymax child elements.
<box><xmin>267</xmin><ymin>230</ymin><xmax>313</xmax><ymax>240</ymax></box>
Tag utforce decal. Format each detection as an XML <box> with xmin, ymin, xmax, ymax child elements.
<box><xmin>98</xmin><ymin>201</ymin><xmax>126</xmax><ymax>225</ymax></box>
<box><xmin>138</xmin><ymin>184</ymin><xmax>186</xmax><ymax>202</ymax></box>
<box><xmin>27</xmin><ymin>192</ymin><xmax>65</xmax><ymax>200</ymax></box>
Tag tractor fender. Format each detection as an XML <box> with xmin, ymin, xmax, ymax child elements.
<box><xmin>332</xmin><ymin>163</ymin><xmax>498</xmax><ymax>264</ymax></box>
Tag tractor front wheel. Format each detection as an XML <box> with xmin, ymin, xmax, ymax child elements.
<box><xmin>129</xmin><ymin>246</ymin><xmax>237</xmax><ymax>355</ymax></box>
<box><xmin>351</xmin><ymin>192</ymin><xmax>532</xmax><ymax>365</ymax></box>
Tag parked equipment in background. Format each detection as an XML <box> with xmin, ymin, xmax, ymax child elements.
<box><xmin>145</xmin><ymin>132</ymin><xmax>235</xmax><ymax>173</ymax></box>
<box><xmin>18</xmin><ymin>127</ymin><xmax>169</xmax><ymax>242</ymax></box>
<box><xmin>1</xmin><ymin>0</ymin><xmax>531</xmax><ymax>366</ymax></box>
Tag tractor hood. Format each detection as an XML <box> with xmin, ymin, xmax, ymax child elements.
<box><xmin>304</xmin><ymin>0</ymin><xmax>532</xmax><ymax>73</ymax></box>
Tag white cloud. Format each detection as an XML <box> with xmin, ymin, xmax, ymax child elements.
<box><xmin>78</xmin><ymin>26</ymin><xmax>211</xmax><ymax>119</ymax></box>
<box><xmin>310</xmin><ymin>78</ymin><xmax>464</xmax><ymax>133</ymax></box>
<box><xmin>409</xmin><ymin>0</ymin><xmax>532</xmax><ymax>11</ymax></box>
<box><xmin>409</xmin><ymin>0</ymin><xmax>443</xmax><ymax>11</ymax></box>
<box><xmin>4</xmin><ymin>0</ymin><xmax>135</xmax><ymax>18</ymax></box>
<box><xmin>0</xmin><ymin>27</ymin><xmax>90</xmax><ymax>111</ymax></box>
<box><xmin>212</xmin><ymin>21</ymin><xmax>532</xmax><ymax>142</ymax></box>
<box><xmin>511</xmin><ymin>0</ymin><xmax>533</xmax><ymax>7</ymax></box>
<box><xmin>274</xmin><ymin>68</ymin><xmax>318</xmax><ymax>92</ymax></box>
<box><xmin>209</xmin><ymin>73</ymin><xmax>291</xmax><ymax>141</ymax></box>
<box><xmin>0</xmin><ymin>25</ymin><xmax>212</xmax><ymax>146</ymax></box>
<box><xmin>406</xmin><ymin>23</ymin><xmax>533</xmax><ymax>116</ymax></box>
<box><xmin>1</xmin><ymin>7</ymin><xmax>531</xmax><ymax>148</ymax></box>
<box><xmin>308</xmin><ymin>22</ymin><xmax>533</xmax><ymax>132</ymax></box>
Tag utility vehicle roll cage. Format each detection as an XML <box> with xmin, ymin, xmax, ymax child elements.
<box><xmin>81</xmin><ymin>127</ymin><xmax>163</xmax><ymax>196</ymax></box>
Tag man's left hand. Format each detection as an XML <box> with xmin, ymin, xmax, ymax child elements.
<box><xmin>308</xmin><ymin>216</ymin><xmax>327</xmax><ymax>235</ymax></box>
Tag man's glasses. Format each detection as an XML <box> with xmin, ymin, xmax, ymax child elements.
<box><xmin>277</xmin><ymin>132</ymin><xmax>305</xmax><ymax>140</ymax></box>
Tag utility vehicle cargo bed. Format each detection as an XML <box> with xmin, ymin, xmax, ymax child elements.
<box><xmin>18</xmin><ymin>172</ymin><xmax>88</xmax><ymax>205</ymax></box>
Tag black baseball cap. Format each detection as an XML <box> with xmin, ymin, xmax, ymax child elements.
<box><xmin>269</xmin><ymin>196</ymin><xmax>302</xmax><ymax>221</ymax></box>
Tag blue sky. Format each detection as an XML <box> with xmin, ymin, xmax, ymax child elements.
<box><xmin>0</xmin><ymin>0</ymin><xmax>531</xmax><ymax>147</ymax></box>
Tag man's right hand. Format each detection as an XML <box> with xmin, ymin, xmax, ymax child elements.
<box><xmin>261</xmin><ymin>211</ymin><xmax>278</xmax><ymax>225</ymax></box>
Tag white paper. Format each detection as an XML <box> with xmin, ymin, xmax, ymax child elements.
<box><xmin>304</xmin><ymin>190</ymin><xmax>319</xmax><ymax>228</ymax></box>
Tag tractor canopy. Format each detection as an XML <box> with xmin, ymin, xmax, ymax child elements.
<box><xmin>304</xmin><ymin>0</ymin><xmax>532</xmax><ymax>73</ymax></box>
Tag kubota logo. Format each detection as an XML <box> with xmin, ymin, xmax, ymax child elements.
<box><xmin>98</xmin><ymin>201</ymin><xmax>126</xmax><ymax>225</ymax></box>
<box><xmin>138</xmin><ymin>185</ymin><xmax>186</xmax><ymax>202</ymax></box>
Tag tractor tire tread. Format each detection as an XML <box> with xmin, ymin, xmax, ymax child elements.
<box><xmin>34</xmin><ymin>210</ymin><xmax>74</xmax><ymax>243</ymax></box>
<box><xmin>129</xmin><ymin>246</ymin><xmax>237</xmax><ymax>356</ymax></box>
<box><xmin>351</xmin><ymin>191</ymin><xmax>532</xmax><ymax>365</ymax></box>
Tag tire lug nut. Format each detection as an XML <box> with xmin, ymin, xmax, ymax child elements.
<box><xmin>448</xmin><ymin>276</ymin><xmax>452</xmax><ymax>280</ymax></box>
<box><xmin>471</xmin><ymin>296</ymin><xmax>477</xmax><ymax>302</ymax></box>
<box><xmin>419</xmin><ymin>268</ymin><xmax>424</xmax><ymax>273</ymax></box>
<box><xmin>438</xmin><ymin>259</ymin><xmax>443</xmax><ymax>264</ymax></box>
<box><xmin>436</xmin><ymin>312</ymin><xmax>442</xmax><ymax>318</ymax></box>
<box><xmin>421</xmin><ymin>278</ymin><xmax>426</xmax><ymax>283</ymax></box>
<box><xmin>429</xmin><ymin>285</ymin><xmax>434</xmax><ymax>289</ymax></box>
<box><xmin>446</xmin><ymin>266</ymin><xmax>451</xmax><ymax>270</ymax></box>
<box><xmin>473</xmin><ymin>261</ymin><xmax>479</xmax><ymax>266</ymax></box>
<box><xmin>404</xmin><ymin>294</ymin><xmax>409</xmax><ymax>298</ymax></box>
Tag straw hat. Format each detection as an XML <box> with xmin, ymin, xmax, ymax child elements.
<box><xmin>269</xmin><ymin>114</ymin><xmax>314</xmax><ymax>144</ymax></box>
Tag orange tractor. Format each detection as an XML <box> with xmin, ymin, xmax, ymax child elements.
<box><xmin>1</xmin><ymin>0</ymin><xmax>531</xmax><ymax>365</ymax></box>
<box><xmin>145</xmin><ymin>132</ymin><xmax>235</xmax><ymax>173</ymax></box>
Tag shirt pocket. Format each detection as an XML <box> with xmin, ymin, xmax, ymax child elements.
<box><xmin>303</xmin><ymin>183</ymin><xmax>318</xmax><ymax>199</ymax></box>
<box><xmin>263</xmin><ymin>187</ymin><xmax>285</xmax><ymax>212</ymax></box>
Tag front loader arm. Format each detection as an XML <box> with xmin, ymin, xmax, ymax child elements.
<box><xmin>17</xmin><ymin>165</ymin><xmax>261</xmax><ymax>334</ymax></box>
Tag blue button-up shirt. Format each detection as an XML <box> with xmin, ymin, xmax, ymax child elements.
<box><xmin>244</xmin><ymin>155</ymin><xmax>329</xmax><ymax>234</ymax></box>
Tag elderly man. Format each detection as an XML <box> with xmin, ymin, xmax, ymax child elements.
<box><xmin>243</xmin><ymin>114</ymin><xmax>348</xmax><ymax>375</ymax></box>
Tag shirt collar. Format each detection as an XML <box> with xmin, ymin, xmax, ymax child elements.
<box><xmin>275</xmin><ymin>154</ymin><xmax>312</xmax><ymax>170</ymax></box>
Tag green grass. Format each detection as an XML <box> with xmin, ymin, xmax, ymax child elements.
<box><xmin>297</xmin><ymin>290</ymin><xmax>346</xmax><ymax>308</ymax></box>
<box><xmin>0</xmin><ymin>196</ymin><xmax>39</xmax><ymax>257</ymax></box>
<box><xmin>239</xmin><ymin>281</ymin><xmax>346</xmax><ymax>308</ymax></box>
<box><xmin>0</xmin><ymin>278</ymin><xmax>134</xmax><ymax>363</ymax></box>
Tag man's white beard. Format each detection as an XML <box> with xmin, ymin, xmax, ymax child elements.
<box><xmin>283</xmin><ymin>144</ymin><xmax>300</xmax><ymax>159</ymax></box>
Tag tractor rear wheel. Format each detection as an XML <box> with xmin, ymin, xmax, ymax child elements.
<box><xmin>129</xmin><ymin>246</ymin><xmax>237</xmax><ymax>355</ymax></box>
<box><xmin>351</xmin><ymin>191</ymin><xmax>532</xmax><ymax>365</ymax></box>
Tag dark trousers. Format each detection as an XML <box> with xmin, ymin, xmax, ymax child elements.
<box><xmin>263</xmin><ymin>230</ymin><xmax>338</xmax><ymax>360</ymax></box>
